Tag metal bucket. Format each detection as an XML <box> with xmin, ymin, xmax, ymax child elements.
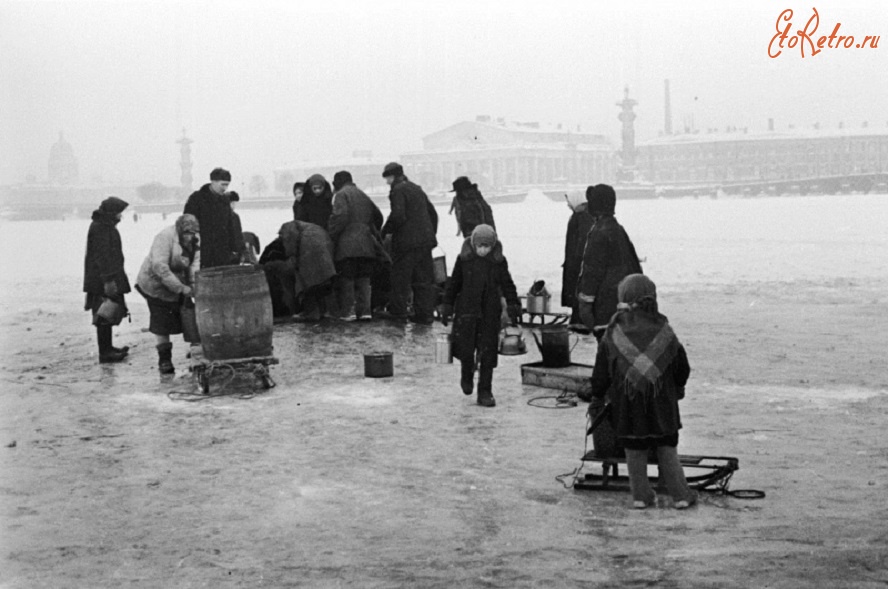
<box><xmin>364</xmin><ymin>351</ymin><xmax>393</xmax><ymax>378</ymax></box>
<box><xmin>531</xmin><ymin>325</ymin><xmax>579</xmax><ymax>368</ymax></box>
<box><xmin>435</xmin><ymin>333</ymin><xmax>452</xmax><ymax>364</ymax></box>
<box><xmin>525</xmin><ymin>294</ymin><xmax>550</xmax><ymax>314</ymax></box>
<box><xmin>433</xmin><ymin>254</ymin><xmax>447</xmax><ymax>285</ymax></box>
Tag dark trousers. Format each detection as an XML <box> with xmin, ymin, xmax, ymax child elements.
<box><xmin>388</xmin><ymin>247</ymin><xmax>435</xmax><ymax>320</ymax></box>
<box><xmin>337</xmin><ymin>258</ymin><xmax>375</xmax><ymax>318</ymax></box>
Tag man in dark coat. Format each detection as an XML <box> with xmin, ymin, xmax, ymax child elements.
<box><xmin>83</xmin><ymin>196</ymin><xmax>131</xmax><ymax>363</ymax></box>
<box><xmin>577</xmin><ymin>184</ymin><xmax>643</xmax><ymax>339</ymax></box>
<box><xmin>562</xmin><ymin>199</ymin><xmax>596</xmax><ymax>330</ymax></box>
<box><xmin>449</xmin><ymin>176</ymin><xmax>495</xmax><ymax>237</ymax></box>
<box><xmin>380</xmin><ymin>162</ymin><xmax>439</xmax><ymax>324</ymax></box>
<box><xmin>441</xmin><ymin>225</ymin><xmax>521</xmax><ymax>407</ymax></box>
<box><xmin>183</xmin><ymin>168</ymin><xmax>241</xmax><ymax>268</ymax></box>
<box><xmin>296</xmin><ymin>174</ymin><xmax>334</xmax><ymax>230</ymax></box>
<box><xmin>328</xmin><ymin>170</ymin><xmax>386</xmax><ymax>321</ymax></box>
<box><xmin>227</xmin><ymin>191</ymin><xmax>248</xmax><ymax>263</ymax></box>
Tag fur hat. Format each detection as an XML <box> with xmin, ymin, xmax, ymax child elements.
<box><xmin>382</xmin><ymin>162</ymin><xmax>404</xmax><ymax>178</ymax></box>
<box><xmin>332</xmin><ymin>170</ymin><xmax>353</xmax><ymax>191</ymax></box>
<box><xmin>210</xmin><ymin>167</ymin><xmax>231</xmax><ymax>181</ymax></box>
<box><xmin>585</xmin><ymin>184</ymin><xmax>616</xmax><ymax>215</ymax></box>
<box><xmin>99</xmin><ymin>196</ymin><xmax>128</xmax><ymax>214</ymax></box>
<box><xmin>451</xmin><ymin>176</ymin><xmax>474</xmax><ymax>193</ymax></box>
<box><xmin>307</xmin><ymin>173</ymin><xmax>327</xmax><ymax>189</ymax></box>
<box><xmin>175</xmin><ymin>213</ymin><xmax>200</xmax><ymax>235</ymax></box>
<box><xmin>471</xmin><ymin>224</ymin><xmax>497</xmax><ymax>248</ymax></box>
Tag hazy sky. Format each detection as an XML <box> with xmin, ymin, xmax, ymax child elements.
<box><xmin>1</xmin><ymin>0</ymin><xmax>886</xmax><ymax>189</ymax></box>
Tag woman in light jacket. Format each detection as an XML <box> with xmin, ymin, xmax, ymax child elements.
<box><xmin>136</xmin><ymin>214</ymin><xmax>201</xmax><ymax>374</ymax></box>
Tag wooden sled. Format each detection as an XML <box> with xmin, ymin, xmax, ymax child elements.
<box><xmin>189</xmin><ymin>345</ymin><xmax>279</xmax><ymax>395</ymax></box>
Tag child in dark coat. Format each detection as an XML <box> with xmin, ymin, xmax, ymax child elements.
<box><xmin>441</xmin><ymin>225</ymin><xmax>520</xmax><ymax>407</ymax></box>
<box><xmin>589</xmin><ymin>274</ymin><xmax>696</xmax><ymax>510</ymax></box>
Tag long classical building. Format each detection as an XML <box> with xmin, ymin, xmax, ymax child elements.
<box><xmin>636</xmin><ymin>124</ymin><xmax>888</xmax><ymax>187</ymax></box>
<box><xmin>400</xmin><ymin>116</ymin><xmax>616</xmax><ymax>193</ymax></box>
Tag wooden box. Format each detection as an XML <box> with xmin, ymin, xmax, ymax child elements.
<box><xmin>520</xmin><ymin>362</ymin><xmax>594</xmax><ymax>393</ymax></box>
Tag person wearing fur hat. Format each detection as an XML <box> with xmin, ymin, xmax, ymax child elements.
<box><xmin>440</xmin><ymin>225</ymin><xmax>521</xmax><ymax>407</ymax></box>
<box><xmin>296</xmin><ymin>174</ymin><xmax>334</xmax><ymax>230</ymax></box>
<box><xmin>588</xmin><ymin>274</ymin><xmax>696</xmax><ymax>510</ymax></box>
<box><xmin>183</xmin><ymin>168</ymin><xmax>242</xmax><ymax>268</ymax></box>
<box><xmin>577</xmin><ymin>183</ymin><xmax>643</xmax><ymax>340</ymax></box>
<box><xmin>135</xmin><ymin>214</ymin><xmax>201</xmax><ymax>374</ymax></box>
<box><xmin>449</xmin><ymin>176</ymin><xmax>495</xmax><ymax>237</ymax></box>
<box><xmin>83</xmin><ymin>196</ymin><xmax>131</xmax><ymax>363</ymax></box>
<box><xmin>380</xmin><ymin>162</ymin><xmax>439</xmax><ymax>324</ymax></box>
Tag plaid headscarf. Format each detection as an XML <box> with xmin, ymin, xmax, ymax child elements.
<box><xmin>603</xmin><ymin>274</ymin><xmax>681</xmax><ymax>399</ymax></box>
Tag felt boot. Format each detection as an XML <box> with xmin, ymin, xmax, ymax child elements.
<box><xmin>97</xmin><ymin>325</ymin><xmax>126</xmax><ymax>363</ymax></box>
<box><xmin>476</xmin><ymin>364</ymin><xmax>495</xmax><ymax>407</ymax></box>
<box><xmin>156</xmin><ymin>342</ymin><xmax>174</xmax><ymax>374</ymax></box>
<box><xmin>460</xmin><ymin>360</ymin><xmax>474</xmax><ymax>395</ymax></box>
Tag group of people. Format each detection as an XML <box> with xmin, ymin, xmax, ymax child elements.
<box><xmin>83</xmin><ymin>168</ymin><xmax>697</xmax><ymax>508</ymax></box>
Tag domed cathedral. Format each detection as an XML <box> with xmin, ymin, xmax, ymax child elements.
<box><xmin>48</xmin><ymin>131</ymin><xmax>79</xmax><ymax>185</ymax></box>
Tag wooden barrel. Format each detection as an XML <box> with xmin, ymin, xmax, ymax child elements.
<box><xmin>194</xmin><ymin>265</ymin><xmax>274</xmax><ymax>361</ymax></box>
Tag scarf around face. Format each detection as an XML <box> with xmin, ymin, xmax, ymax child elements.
<box><xmin>604</xmin><ymin>309</ymin><xmax>680</xmax><ymax>401</ymax></box>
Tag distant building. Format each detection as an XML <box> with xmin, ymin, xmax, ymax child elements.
<box><xmin>400</xmin><ymin>116</ymin><xmax>615</xmax><ymax>193</ymax></box>
<box><xmin>48</xmin><ymin>131</ymin><xmax>78</xmax><ymax>184</ymax></box>
<box><xmin>637</xmin><ymin>125</ymin><xmax>888</xmax><ymax>186</ymax></box>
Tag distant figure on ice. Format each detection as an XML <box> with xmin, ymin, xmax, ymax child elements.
<box><xmin>135</xmin><ymin>214</ymin><xmax>201</xmax><ymax>374</ymax></box>
<box><xmin>183</xmin><ymin>168</ymin><xmax>242</xmax><ymax>268</ymax></box>
<box><xmin>328</xmin><ymin>170</ymin><xmax>386</xmax><ymax>322</ymax></box>
<box><xmin>449</xmin><ymin>176</ymin><xmax>495</xmax><ymax>237</ymax></box>
<box><xmin>588</xmin><ymin>274</ymin><xmax>696</xmax><ymax>510</ymax></box>
<box><xmin>577</xmin><ymin>184</ymin><xmax>642</xmax><ymax>340</ymax></box>
<box><xmin>291</xmin><ymin>181</ymin><xmax>306</xmax><ymax>221</ymax></box>
<box><xmin>561</xmin><ymin>194</ymin><xmax>596</xmax><ymax>332</ymax></box>
<box><xmin>380</xmin><ymin>162</ymin><xmax>439</xmax><ymax>324</ymax></box>
<box><xmin>441</xmin><ymin>225</ymin><xmax>521</xmax><ymax>407</ymax></box>
<box><xmin>83</xmin><ymin>196</ymin><xmax>131</xmax><ymax>363</ymax></box>
<box><xmin>296</xmin><ymin>174</ymin><xmax>334</xmax><ymax>230</ymax></box>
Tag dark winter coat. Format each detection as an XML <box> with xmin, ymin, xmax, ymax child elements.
<box><xmin>278</xmin><ymin>220</ymin><xmax>336</xmax><ymax>297</ymax></box>
<box><xmin>183</xmin><ymin>184</ymin><xmax>240</xmax><ymax>269</ymax></box>
<box><xmin>297</xmin><ymin>175</ymin><xmax>334</xmax><ymax>230</ymax></box>
<box><xmin>328</xmin><ymin>183</ymin><xmax>385</xmax><ymax>262</ymax></box>
<box><xmin>451</xmin><ymin>187</ymin><xmax>495</xmax><ymax>237</ymax></box>
<box><xmin>381</xmin><ymin>176</ymin><xmax>438</xmax><ymax>254</ymax></box>
<box><xmin>443</xmin><ymin>239</ymin><xmax>519</xmax><ymax>368</ymax></box>
<box><xmin>590</xmin><ymin>322</ymin><xmax>690</xmax><ymax>442</ymax></box>
<box><xmin>83</xmin><ymin>208</ymin><xmax>131</xmax><ymax>296</ymax></box>
<box><xmin>577</xmin><ymin>215</ymin><xmax>642</xmax><ymax>326</ymax></box>
<box><xmin>561</xmin><ymin>203</ymin><xmax>595</xmax><ymax>308</ymax></box>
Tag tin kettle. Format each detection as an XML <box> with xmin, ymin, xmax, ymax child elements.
<box><xmin>498</xmin><ymin>325</ymin><xmax>528</xmax><ymax>356</ymax></box>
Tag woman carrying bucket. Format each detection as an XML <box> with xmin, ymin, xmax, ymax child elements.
<box><xmin>440</xmin><ymin>225</ymin><xmax>521</xmax><ymax>407</ymax></box>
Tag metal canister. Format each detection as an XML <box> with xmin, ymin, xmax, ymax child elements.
<box><xmin>435</xmin><ymin>333</ymin><xmax>453</xmax><ymax>364</ymax></box>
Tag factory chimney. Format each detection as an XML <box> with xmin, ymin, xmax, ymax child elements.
<box><xmin>664</xmin><ymin>79</ymin><xmax>673</xmax><ymax>135</ymax></box>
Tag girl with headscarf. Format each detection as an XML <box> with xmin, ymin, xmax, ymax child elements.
<box><xmin>588</xmin><ymin>274</ymin><xmax>696</xmax><ymax>510</ymax></box>
<box><xmin>135</xmin><ymin>214</ymin><xmax>201</xmax><ymax>373</ymax></box>
<box><xmin>83</xmin><ymin>196</ymin><xmax>131</xmax><ymax>363</ymax></box>
<box><xmin>441</xmin><ymin>225</ymin><xmax>521</xmax><ymax>407</ymax></box>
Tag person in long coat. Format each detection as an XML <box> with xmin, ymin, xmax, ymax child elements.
<box><xmin>183</xmin><ymin>167</ymin><xmax>241</xmax><ymax>268</ymax></box>
<box><xmin>589</xmin><ymin>274</ymin><xmax>695</xmax><ymax>510</ymax></box>
<box><xmin>297</xmin><ymin>174</ymin><xmax>334</xmax><ymax>230</ymax></box>
<box><xmin>83</xmin><ymin>196</ymin><xmax>131</xmax><ymax>363</ymax></box>
<box><xmin>561</xmin><ymin>199</ymin><xmax>596</xmax><ymax>330</ymax></box>
<box><xmin>577</xmin><ymin>184</ymin><xmax>643</xmax><ymax>339</ymax></box>
<box><xmin>328</xmin><ymin>170</ymin><xmax>386</xmax><ymax>321</ymax></box>
<box><xmin>441</xmin><ymin>225</ymin><xmax>521</xmax><ymax>407</ymax></box>
<box><xmin>135</xmin><ymin>214</ymin><xmax>200</xmax><ymax>374</ymax></box>
<box><xmin>380</xmin><ymin>162</ymin><xmax>439</xmax><ymax>324</ymax></box>
<box><xmin>276</xmin><ymin>220</ymin><xmax>338</xmax><ymax>321</ymax></box>
<box><xmin>449</xmin><ymin>176</ymin><xmax>495</xmax><ymax>237</ymax></box>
